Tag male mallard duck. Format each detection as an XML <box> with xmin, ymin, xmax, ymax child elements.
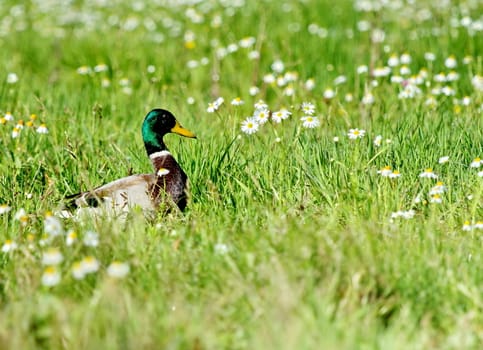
<box><xmin>66</xmin><ymin>109</ymin><xmax>196</xmax><ymax>215</ymax></box>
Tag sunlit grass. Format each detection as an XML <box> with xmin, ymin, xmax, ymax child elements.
<box><xmin>0</xmin><ymin>0</ymin><xmax>482</xmax><ymax>349</ymax></box>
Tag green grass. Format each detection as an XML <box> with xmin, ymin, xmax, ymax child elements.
<box><xmin>0</xmin><ymin>0</ymin><xmax>482</xmax><ymax>349</ymax></box>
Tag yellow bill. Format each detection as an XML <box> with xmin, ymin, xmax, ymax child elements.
<box><xmin>171</xmin><ymin>121</ymin><xmax>196</xmax><ymax>138</ymax></box>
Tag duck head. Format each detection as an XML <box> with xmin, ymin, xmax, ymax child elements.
<box><xmin>142</xmin><ymin>109</ymin><xmax>196</xmax><ymax>155</ymax></box>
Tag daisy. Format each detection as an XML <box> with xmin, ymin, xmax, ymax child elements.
<box><xmin>271</xmin><ymin>60</ymin><xmax>285</xmax><ymax>73</ymax></box>
<box><xmin>400</xmin><ymin>53</ymin><xmax>411</xmax><ymax>64</ymax></box>
<box><xmin>387</xmin><ymin>54</ymin><xmax>399</xmax><ymax>67</ymax></box>
<box><xmin>429</xmin><ymin>194</ymin><xmax>443</xmax><ymax>204</ymax></box>
<box><xmin>419</xmin><ymin>168</ymin><xmax>438</xmax><ymax>179</ymax></box>
<box><xmin>424</xmin><ymin>52</ymin><xmax>436</xmax><ymax>61</ymax></box>
<box><xmin>301</xmin><ymin>102</ymin><xmax>315</xmax><ymax>115</ymax></box>
<box><xmin>345</xmin><ymin>93</ymin><xmax>354</xmax><ymax>102</ymax></box>
<box><xmin>249</xmin><ymin>86</ymin><xmax>260</xmax><ymax>96</ymax></box>
<box><xmin>41</xmin><ymin>266</ymin><xmax>61</xmax><ymax>287</ymax></box>
<box><xmin>72</xmin><ymin>262</ymin><xmax>86</xmax><ymax>280</ymax></box>
<box><xmin>347</xmin><ymin>128</ymin><xmax>366</xmax><ymax>139</ymax></box>
<box><xmin>206</xmin><ymin>102</ymin><xmax>218</xmax><ymax>113</ymax></box>
<box><xmin>94</xmin><ymin>63</ymin><xmax>108</xmax><ymax>72</ymax></box>
<box><xmin>305</xmin><ymin>78</ymin><xmax>315</xmax><ymax>90</ymax></box>
<box><xmin>429</xmin><ymin>181</ymin><xmax>446</xmax><ymax>195</ymax></box>
<box><xmin>44</xmin><ymin>213</ymin><xmax>63</xmax><ymax>236</ymax></box>
<box><xmin>276</xmin><ymin>76</ymin><xmax>287</xmax><ymax>87</ymax></box>
<box><xmin>7</xmin><ymin>73</ymin><xmax>19</xmax><ymax>84</ymax></box>
<box><xmin>241</xmin><ymin>117</ymin><xmax>259</xmax><ymax>135</ymax></box>
<box><xmin>372</xmin><ymin>67</ymin><xmax>391</xmax><ymax>77</ymax></box>
<box><xmin>333</xmin><ymin>75</ymin><xmax>347</xmax><ymax>85</ymax></box>
<box><xmin>361</xmin><ymin>92</ymin><xmax>375</xmax><ymax>105</ymax></box>
<box><xmin>263</xmin><ymin>74</ymin><xmax>276</xmax><ymax>84</ymax></box>
<box><xmin>76</xmin><ymin>66</ymin><xmax>91</xmax><ymax>75</ymax></box>
<box><xmin>357</xmin><ymin>65</ymin><xmax>368</xmax><ymax>74</ymax></box>
<box><xmin>14</xmin><ymin>208</ymin><xmax>28</xmax><ymax>225</ymax></box>
<box><xmin>470</xmin><ymin>157</ymin><xmax>482</xmax><ymax>168</ymax></box>
<box><xmin>373</xmin><ymin>135</ymin><xmax>383</xmax><ymax>147</ymax></box>
<box><xmin>444</xmin><ymin>55</ymin><xmax>457</xmax><ymax>68</ymax></box>
<box><xmin>301</xmin><ymin>116</ymin><xmax>320</xmax><ymax>128</ymax></box>
<box><xmin>478</xmin><ymin>171</ymin><xmax>483</xmax><ymax>177</ymax></box>
<box><xmin>0</xmin><ymin>204</ymin><xmax>11</xmax><ymax>215</ymax></box>
<box><xmin>446</xmin><ymin>71</ymin><xmax>459</xmax><ymax>81</ymax></box>
<box><xmin>207</xmin><ymin>97</ymin><xmax>223</xmax><ymax>113</ymax></box>
<box><xmin>81</xmin><ymin>256</ymin><xmax>100</xmax><ymax>274</ymax></box>
<box><xmin>83</xmin><ymin>230</ymin><xmax>99</xmax><ymax>247</ymax></box>
<box><xmin>283</xmin><ymin>85</ymin><xmax>295</xmax><ymax>96</ymax></box>
<box><xmin>475</xmin><ymin>222</ymin><xmax>483</xmax><ymax>230</ymax></box>
<box><xmin>1</xmin><ymin>240</ymin><xmax>18</xmax><ymax>253</ymax></box>
<box><xmin>323</xmin><ymin>88</ymin><xmax>335</xmax><ymax>99</ymax></box>
<box><xmin>439</xmin><ymin>156</ymin><xmax>449</xmax><ymax>164</ymax></box>
<box><xmin>214</xmin><ymin>243</ymin><xmax>229</xmax><ymax>255</ymax></box>
<box><xmin>107</xmin><ymin>261</ymin><xmax>130</xmax><ymax>278</ymax></box>
<box><xmin>284</xmin><ymin>71</ymin><xmax>298</xmax><ymax>82</ymax></box>
<box><xmin>271</xmin><ymin>109</ymin><xmax>291</xmax><ymax>123</ymax></box>
<box><xmin>254</xmin><ymin>100</ymin><xmax>268</xmax><ymax>110</ymax></box>
<box><xmin>4</xmin><ymin>112</ymin><xmax>14</xmax><ymax>121</ymax></box>
<box><xmin>42</xmin><ymin>248</ymin><xmax>64</xmax><ymax>265</ymax></box>
<box><xmin>389</xmin><ymin>170</ymin><xmax>401</xmax><ymax>178</ymax></box>
<box><xmin>391</xmin><ymin>210</ymin><xmax>415</xmax><ymax>219</ymax></box>
<box><xmin>462</xmin><ymin>221</ymin><xmax>472</xmax><ymax>231</ymax></box>
<box><xmin>239</xmin><ymin>36</ymin><xmax>256</xmax><ymax>48</ymax></box>
<box><xmin>101</xmin><ymin>78</ymin><xmax>111</xmax><ymax>88</ymax></box>
<box><xmin>377</xmin><ymin>166</ymin><xmax>392</xmax><ymax>177</ymax></box>
<box><xmin>400</xmin><ymin>65</ymin><xmax>411</xmax><ymax>75</ymax></box>
<box><xmin>253</xmin><ymin>109</ymin><xmax>270</xmax><ymax>125</ymax></box>
<box><xmin>248</xmin><ymin>51</ymin><xmax>260</xmax><ymax>60</ymax></box>
<box><xmin>66</xmin><ymin>230</ymin><xmax>78</xmax><ymax>246</ymax></box>
<box><xmin>11</xmin><ymin>127</ymin><xmax>20</xmax><ymax>138</ymax></box>
<box><xmin>231</xmin><ymin>97</ymin><xmax>244</xmax><ymax>106</ymax></box>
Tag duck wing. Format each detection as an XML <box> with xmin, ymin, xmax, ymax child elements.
<box><xmin>66</xmin><ymin>174</ymin><xmax>159</xmax><ymax>211</ymax></box>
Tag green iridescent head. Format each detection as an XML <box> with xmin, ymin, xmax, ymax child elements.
<box><xmin>142</xmin><ymin>109</ymin><xmax>196</xmax><ymax>154</ymax></box>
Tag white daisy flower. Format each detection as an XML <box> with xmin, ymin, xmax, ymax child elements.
<box><xmin>107</xmin><ymin>261</ymin><xmax>130</xmax><ymax>278</ymax></box>
<box><xmin>0</xmin><ymin>204</ymin><xmax>11</xmax><ymax>215</ymax></box>
<box><xmin>438</xmin><ymin>156</ymin><xmax>450</xmax><ymax>164</ymax></box>
<box><xmin>81</xmin><ymin>256</ymin><xmax>100</xmax><ymax>274</ymax></box>
<box><xmin>253</xmin><ymin>109</ymin><xmax>270</xmax><ymax>125</ymax></box>
<box><xmin>241</xmin><ymin>117</ymin><xmax>259</xmax><ymax>135</ymax></box>
<box><xmin>254</xmin><ymin>100</ymin><xmax>268</xmax><ymax>110</ymax></box>
<box><xmin>7</xmin><ymin>73</ymin><xmax>19</xmax><ymax>84</ymax></box>
<box><xmin>301</xmin><ymin>116</ymin><xmax>320</xmax><ymax>128</ymax></box>
<box><xmin>214</xmin><ymin>243</ymin><xmax>229</xmax><ymax>255</ymax></box>
<box><xmin>36</xmin><ymin>124</ymin><xmax>49</xmax><ymax>134</ymax></box>
<box><xmin>83</xmin><ymin>231</ymin><xmax>99</xmax><ymax>247</ymax></box>
<box><xmin>42</xmin><ymin>248</ymin><xmax>64</xmax><ymax>266</ymax></box>
<box><xmin>66</xmin><ymin>230</ymin><xmax>78</xmax><ymax>246</ymax></box>
<box><xmin>301</xmin><ymin>102</ymin><xmax>315</xmax><ymax>115</ymax></box>
<box><xmin>470</xmin><ymin>157</ymin><xmax>482</xmax><ymax>168</ymax></box>
<box><xmin>373</xmin><ymin>135</ymin><xmax>383</xmax><ymax>147</ymax></box>
<box><xmin>41</xmin><ymin>267</ymin><xmax>61</xmax><ymax>287</ymax></box>
<box><xmin>429</xmin><ymin>182</ymin><xmax>446</xmax><ymax>195</ymax></box>
<box><xmin>347</xmin><ymin>128</ymin><xmax>366</xmax><ymax>139</ymax></box>
<box><xmin>44</xmin><ymin>213</ymin><xmax>63</xmax><ymax>236</ymax></box>
<box><xmin>419</xmin><ymin>168</ymin><xmax>438</xmax><ymax>179</ymax></box>
<box><xmin>231</xmin><ymin>97</ymin><xmax>244</xmax><ymax>106</ymax></box>
<box><xmin>1</xmin><ymin>240</ymin><xmax>17</xmax><ymax>253</ymax></box>
<box><xmin>271</xmin><ymin>109</ymin><xmax>291</xmax><ymax>123</ymax></box>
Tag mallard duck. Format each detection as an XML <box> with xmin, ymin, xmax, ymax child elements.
<box><xmin>66</xmin><ymin>109</ymin><xmax>196</xmax><ymax>215</ymax></box>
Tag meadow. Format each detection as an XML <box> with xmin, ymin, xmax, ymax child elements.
<box><xmin>0</xmin><ymin>0</ymin><xmax>482</xmax><ymax>348</ymax></box>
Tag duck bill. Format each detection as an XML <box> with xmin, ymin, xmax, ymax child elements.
<box><xmin>171</xmin><ymin>121</ymin><xmax>196</xmax><ymax>138</ymax></box>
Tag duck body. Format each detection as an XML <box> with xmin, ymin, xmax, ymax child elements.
<box><xmin>66</xmin><ymin>109</ymin><xmax>195</xmax><ymax>215</ymax></box>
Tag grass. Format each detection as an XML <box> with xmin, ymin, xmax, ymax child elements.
<box><xmin>0</xmin><ymin>0</ymin><xmax>482</xmax><ymax>349</ymax></box>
